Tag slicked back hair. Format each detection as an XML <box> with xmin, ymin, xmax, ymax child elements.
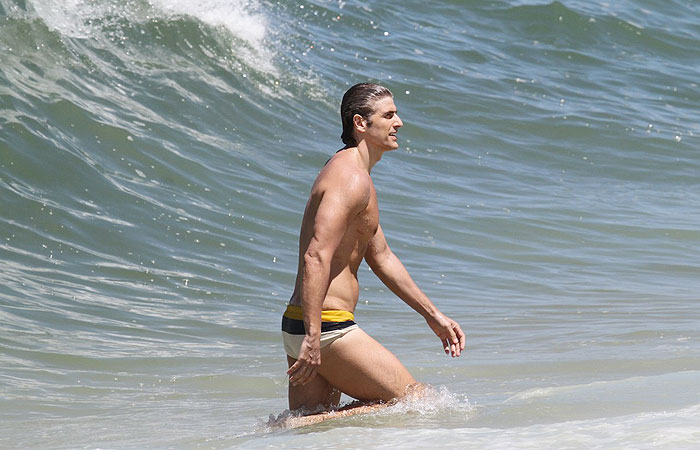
<box><xmin>340</xmin><ymin>83</ymin><xmax>393</xmax><ymax>147</ymax></box>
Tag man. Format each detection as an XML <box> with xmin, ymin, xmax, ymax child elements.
<box><xmin>282</xmin><ymin>82</ymin><xmax>465</xmax><ymax>413</ymax></box>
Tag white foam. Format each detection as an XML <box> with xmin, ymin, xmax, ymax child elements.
<box><xmin>19</xmin><ymin>0</ymin><xmax>278</xmax><ymax>80</ymax></box>
<box><xmin>23</xmin><ymin>0</ymin><xmax>269</xmax><ymax>56</ymax></box>
<box><xmin>381</xmin><ymin>385</ymin><xmax>471</xmax><ymax>416</ymax></box>
<box><xmin>258</xmin><ymin>385</ymin><xmax>472</xmax><ymax>432</ymax></box>
<box><xmin>27</xmin><ymin>0</ymin><xmax>107</xmax><ymax>38</ymax></box>
<box><xmin>248</xmin><ymin>403</ymin><xmax>700</xmax><ymax>450</ymax></box>
<box><xmin>27</xmin><ymin>0</ymin><xmax>267</xmax><ymax>46</ymax></box>
<box><xmin>149</xmin><ymin>0</ymin><xmax>266</xmax><ymax>46</ymax></box>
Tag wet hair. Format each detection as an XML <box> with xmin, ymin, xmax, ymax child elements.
<box><xmin>340</xmin><ymin>83</ymin><xmax>393</xmax><ymax>147</ymax></box>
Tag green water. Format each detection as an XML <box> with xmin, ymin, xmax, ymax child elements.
<box><xmin>1</xmin><ymin>0</ymin><xmax>700</xmax><ymax>448</ymax></box>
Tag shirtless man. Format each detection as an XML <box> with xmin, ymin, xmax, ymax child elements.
<box><xmin>282</xmin><ymin>83</ymin><xmax>465</xmax><ymax>413</ymax></box>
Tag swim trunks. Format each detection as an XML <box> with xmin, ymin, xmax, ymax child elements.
<box><xmin>281</xmin><ymin>304</ymin><xmax>358</xmax><ymax>359</ymax></box>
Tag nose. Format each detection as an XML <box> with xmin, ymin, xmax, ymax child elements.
<box><xmin>394</xmin><ymin>114</ymin><xmax>403</xmax><ymax>129</ymax></box>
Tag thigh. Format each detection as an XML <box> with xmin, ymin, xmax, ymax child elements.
<box><xmin>319</xmin><ymin>327</ymin><xmax>416</xmax><ymax>402</ymax></box>
<box><xmin>286</xmin><ymin>356</ymin><xmax>341</xmax><ymax>411</ymax></box>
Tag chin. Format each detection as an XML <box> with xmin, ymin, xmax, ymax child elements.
<box><xmin>385</xmin><ymin>140</ymin><xmax>399</xmax><ymax>150</ymax></box>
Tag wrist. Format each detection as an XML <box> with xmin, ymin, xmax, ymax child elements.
<box><xmin>304</xmin><ymin>329</ymin><xmax>321</xmax><ymax>339</ymax></box>
<box><xmin>418</xmin><ymin>302</ymin><xmax>439</xmax><ymax>320</ymax></box>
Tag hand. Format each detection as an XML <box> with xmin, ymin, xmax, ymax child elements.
<box><xmin>286</xmin><ymin>335</ymin><xmax>321</xmax><ymax>386</ymax></box>
<box><xmin>426</xmin><ymin>312</ymin><xmax>465</xmax><ymax>357</ymax></box>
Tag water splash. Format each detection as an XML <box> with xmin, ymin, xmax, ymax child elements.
<box><xmin>21</xmin><ymin>0</ymin><xmax>266</xmax><ymax>44</ymax></box>
<box><xmin>150</xmin><ymin>0</ymin><xmax>266</xmax><ymax>46</ymax></box>
<box><xmin>10</xmin><ymin>0</ymin><xmax>274</xmax><ymax>74</ymax></box>
<box><xmin>259</xmin><ymin>385</ymin><xmax>472</xmax><ymax>430</ymax></box>
<box><xmin>382</xmin><ymin>384</ymin><xmax>470</xmax><ymax>416</ymax></box>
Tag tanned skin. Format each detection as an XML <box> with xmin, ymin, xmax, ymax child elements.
<box><xmin>285</xmin><ymin>95</ymin><xmax>465</xmax><ymax>415</ymax></box>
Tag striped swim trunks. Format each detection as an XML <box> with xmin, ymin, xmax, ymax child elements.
<box><xmin>281</xmin><ymin>304</ymin><xmax>359</xmax><ymax>359</ymax></box>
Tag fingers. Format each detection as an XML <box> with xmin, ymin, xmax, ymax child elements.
<box><xmin>455</xmin><ymin>323</ymin><xmax>466</xmax><ymax>351</ymax></box>
<box><xmin>443</xmin><ymin>339</ymin><xmax>458</xmax><ymax>357</ymax></box>
<box><xmin>445</xmin><ymin>323</ymin><xmax>460</xmax><ymax>357</ymax></box>
<box><xmin>286</xmin><ymin>360</ymin><xmax>300</xmax><ymax>377</ymax></box>
<box><xmin>287</xmin><ymin>360</ymin><xmax>318</xmax><ymax>386</ymax></box>
<box><xmin>449</xmin><ymin>323</ymin><xmax>466</xmax><ymax>357</ymax></box>
<box><xmin>447</xmin><ymin>340</ymin><xmax>458</xmax><ymax>357</ymax></box>
<box><xmin>439</xmin><ymin>320</ymin><xmax>466</xmax><ymax>358</ymax></box>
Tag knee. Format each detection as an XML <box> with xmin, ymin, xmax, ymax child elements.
<box><xmin>402</xmin><ymin>382</ymin><xmax>428</xmax><ymax>398</ymax></box>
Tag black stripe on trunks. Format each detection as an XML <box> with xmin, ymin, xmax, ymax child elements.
<box><xmin>281</xmin><ymin>316</ymin><xmax>356</xmax><ymax>335</ymax></box>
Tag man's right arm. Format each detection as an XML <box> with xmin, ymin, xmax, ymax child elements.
<box><xmin>287</xmin><ymin>171</ymin><xmax>370</xmax><ymax>386</ymax></box>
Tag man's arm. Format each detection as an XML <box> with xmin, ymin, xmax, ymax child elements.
<box><xmin>364</xmin><ymin>225</ymin><xmax>465</xmax><ymax>357</ymax></box>
<box><xmin>287</xmin><ymin>172</ymin><xmax>370</xmax><ymax>386</ymax></box>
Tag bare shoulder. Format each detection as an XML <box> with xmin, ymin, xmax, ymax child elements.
<box><xmin>314</xmin><ymin>151</ymin><xmax>372</xmax><ymax>206</ymax></box>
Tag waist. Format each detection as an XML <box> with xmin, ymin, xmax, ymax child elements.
<box><xmin>283</xmin><ymin>304</ymin><xmax>354</xmax><ymax>322</ymax></box>
<box><xmin>282</xmin><ymin>305</ymin><xmax>356</xmax><ymax>335</ymax></box>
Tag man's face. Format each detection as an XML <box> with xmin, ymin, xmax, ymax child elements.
<box><xmin>363</xmin><ymin>96</ymin><xmax>403</xmax><ymax>151</ymax></box>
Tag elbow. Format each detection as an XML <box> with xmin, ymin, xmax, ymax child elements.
<box><xmin>304</xmin><ymin>248</ymin><xmax>329</xmax><ymax>271</ymax></box>
<box><xmin>364</xmin><ymin>254</ymin><xmax>379</xmax><ymax>272</ymax></box>
<box><xmin>366</xmin><ymin>249</ymin><xmax>391</xmax><ymax>273</ymax></box>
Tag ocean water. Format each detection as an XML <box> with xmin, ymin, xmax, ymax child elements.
<box><xmin>1</xmin><ymin>0</ymin><xmax>699</xmax><ymax>448</ymax></box>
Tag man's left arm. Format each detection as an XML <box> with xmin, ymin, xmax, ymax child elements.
<box><xmin>364</xmin><ymin>225</ymin><xmax>465</xmax><ymax>357</ymax></box>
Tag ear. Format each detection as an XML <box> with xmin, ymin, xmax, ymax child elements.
<box><xmin>352</xmin><ymin>114</ymin><xmax>367</xmax><ymax>134</ymax></box>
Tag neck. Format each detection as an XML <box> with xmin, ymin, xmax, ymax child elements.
<box><xmin>354</xmin><ymin>140</ymin><xmax>383</xmax><ymax>173</ymax></box>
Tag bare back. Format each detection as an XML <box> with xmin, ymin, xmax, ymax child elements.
<box><xmin>289</xmin><ymin>148</ymin><xmax>379</xmax><ymax>312</ymax></box>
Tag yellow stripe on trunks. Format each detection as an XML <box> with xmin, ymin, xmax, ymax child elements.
<box><xmin>284</xmin><ymin>304</ymin><xmax>354</xmax><ymax>322</ymax></box>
